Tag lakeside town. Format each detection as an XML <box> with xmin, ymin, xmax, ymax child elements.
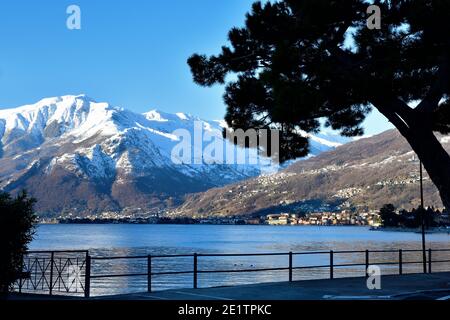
<box><xmin>43</xmin><ymin>210</ymin><xmax>383</xmax><ymax>226</ymax></box>
<box><xmin>38</xmin><ymin>206</ymin><xmax>450</xmax><ymax>229</ymax></box>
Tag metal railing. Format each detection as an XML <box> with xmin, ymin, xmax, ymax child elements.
<box><xmin>15</xmin><ymin>248</ymin><xmax>450</xmax><ymax>298</ymax></box>
<box><xmin>14</xmin><ymin>250</ymin><xmax>89</xmax><ymax>297</ymax></box>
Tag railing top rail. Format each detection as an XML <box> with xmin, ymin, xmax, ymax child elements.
<box><xmin>92</xmin><ymin>255</ymin><xmax>148</xmax><ymax>260</ymax></box>
<box><xmin>329</xmin><ymin>250</ymin><xmax>367</xmax><ymax>254</ymax></box>
<box><xmin>26</xmin><ymin>249</ymin><xmax>89</xmax><ymax>254</ymax></box>
<box><xmin>199</xmin><ymin>252</ymin><xmax>288</xmax><ymax>257</ymax></box>
<box><xmin>363</xmin><ymin>249</ymin><xmax>402</xmax><ymax>253</ymax></box>
<box><xmin>401</xmin><ymin>249</ymin><xmax>434</xmax><ymax>253</ymax></box>
<box><xmin>294</xmin><ymin>251</ymin><xmax>331</xmax><ymax>255</ymax></box>
<box><xmin>92</xmin><ymin>254</ymin><xmax>195</xmax><ymax>260</ymax></box>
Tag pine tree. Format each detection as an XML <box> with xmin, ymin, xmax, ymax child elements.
<box><xmin>188</xmin><ymin>0</ymin><xmax>450</xmax><ymax>209</ymax></box>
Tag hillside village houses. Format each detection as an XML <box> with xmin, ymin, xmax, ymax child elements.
<box><xmin>266</xmin><ymin>211</ymin><xmax>382</xmax><ymax>226</ymax></box>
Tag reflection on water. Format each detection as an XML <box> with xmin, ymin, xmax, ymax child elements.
<box><xmin>31</xmin><ymin>225</ymin><xmax>450</xmax><ymax>296</ymax></box>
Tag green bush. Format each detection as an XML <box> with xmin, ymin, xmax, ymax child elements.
<box><xmin>0</xmin><ymin>191</ymin><xmax>37</xmax><ymax>294</ymax></box>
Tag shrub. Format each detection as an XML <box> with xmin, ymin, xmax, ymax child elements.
<box><xmin>0</xmin><ymin>191</ymin><xmax>37</xmax><ymax>294</ymax></box>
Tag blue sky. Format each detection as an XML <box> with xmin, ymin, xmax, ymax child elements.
<box><xmin>0</xmin><ymin>0</ymin><xmax>392</xmax><ymax>135</ymax></box>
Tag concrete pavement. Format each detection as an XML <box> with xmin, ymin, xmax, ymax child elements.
<box><xmin>96</xmin><ymin>272</ymin><xmax>450</xmax><ymax>300</ymax></box>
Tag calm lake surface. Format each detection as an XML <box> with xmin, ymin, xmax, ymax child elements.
<box><xmin>29</xmin><ymin>224</ymin><xmax>450</xmax><ymax>296</ymax></box>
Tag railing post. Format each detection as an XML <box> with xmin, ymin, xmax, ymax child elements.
<box><xmin>18</xmin><ymin>277</ymin><xmax>22</xmax><ymax>293</ymax></box>
<box><xmin>330</xmin><ymin>250</ymin><xmax>334</xmax><ymax>280</ymax></box>
<box><xmin>365</xmin><ymin>250</ymin><xmax>370</xmax><ymax>278</ymax></box>
<box><xmin>193</xmin><ymin>253</ymin><xmax>198</xmax><ymax>289</ymax></box>
<box><xmin>84</xmin><ymin>253</ymin><xmax>91</xmax><ymax>298</ymax></box>
<box><xmin>428</xmin><ymin>249</ymin><xmax>432</xmax><ymax>274</ymax></box>
<box><xmin>49</xmin><ymin>252</ymin><xmax>54</xmax><ymax>296</ymax></box>
<box><xmin>288</xmin><ymin>252</ymin><xmax>293</xmax><ymax>282</ymax></box>
<box><xmin>147</xmin><ymin>255</ymin><xmax>152</xmax><ymax>293</ymax></box>
<box><xmin>399</xmin><ymin>249</ymin><xmax>403</xmax><ymax>275</ymax></box>
<box><xmin>18</xmin><ymin>254</ymin><xmax>24</xmax><ymax>293</ymax></box>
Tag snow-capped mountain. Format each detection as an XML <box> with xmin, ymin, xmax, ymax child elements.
<box><xmin>0</xmin><ymin>95</ymin><xmax>349</xmax><ymax>217</ymax></box>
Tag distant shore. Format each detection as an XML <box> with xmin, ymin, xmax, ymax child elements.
<box><xmin>371</xmin><ymin>226</ymin><xmax>450</xmax><ymax>234</ymax></box>
<box><xmin>41</xmin><ymin>218</ymin><xmax>371</xmax><ymax>227</ymax></box>
<box><xmin>43</xmin><ymin>217</ymin><xmax>372</xmax><ymax>226</ymax></box>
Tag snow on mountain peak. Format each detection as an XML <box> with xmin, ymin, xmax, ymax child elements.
<box><xmin>144</xmin><ymin>110</ymin><xmax>169</xmax><ymax>122</ymax></box>
<box><xmin>143</xmin><ymin>109</ymin><xmax>196</xmax><ymax>125</ymax></box>
<box><xmin>176</xmin><ymin>112</ymin><xmax>189</xmax><ymax>120</ymax></box>
<box><xmin>0</xmin><ymin>95</ymin><xmax>350</xmax><ymax>174</ymax></box>
<box><xmin>0</xmin><ymin>95</ymin><xmax>125</xmax><ymax>154</ymax></box>
<box><xmin>0</xmin><ymin>95</ymin><xmax>99</xmax><ymax>131</ymax></box>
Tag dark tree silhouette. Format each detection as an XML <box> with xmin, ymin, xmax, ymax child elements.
<box><xmin>188</xmin><ymin>0</ymin><xmax>450</xmax><ymax>209</ymax></box>
<box><xmin>380</xmin><ymin>204</ymin><xmax>399</xmax><ymax>227</ymax></box>
<box><xmin>0</xmin><ymin>191</ymin><xmax>37</xmax><ymax>294</ymax></box>
<box><xmin>382</xmin><ymin>205</ymin><xmax>440</xmax><ymax>228</ymax></box>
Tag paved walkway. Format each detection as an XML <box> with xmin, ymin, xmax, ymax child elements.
<box><xmin>96</xmin><ymin>272</ymin><xmax>450</xmax><ymax>300</ymax></box>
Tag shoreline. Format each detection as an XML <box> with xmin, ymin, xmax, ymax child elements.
<box><xmin>372</xmin><ymin>226</ymin><xmax>450</xmax><ymax>234</ymax></box>
<box><xmin>38</xmin><ymin>222</ymin><xmax>372</xmax><ymax>227</ymax></box>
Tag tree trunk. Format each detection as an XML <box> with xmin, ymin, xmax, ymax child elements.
<box><xmin>402</xmin><ymin>127</ymin><xmax>450</xmax><ymax>210</ymax></box>
<box><xmin>374</xmin><ymin>97</ymin><xmax>450</xmax><ymax>210</ymax></box>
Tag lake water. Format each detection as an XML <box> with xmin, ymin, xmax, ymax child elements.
<box><xmin>28</xmin><ymin>224</ymin><xmax>450</xmax><ymax>296</ymax></box>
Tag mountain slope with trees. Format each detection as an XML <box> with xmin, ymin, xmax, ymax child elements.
<box><xmin>169</xmin><ymin>130</ymin><xmax>449</xmax><ymax>218</ymax></box>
